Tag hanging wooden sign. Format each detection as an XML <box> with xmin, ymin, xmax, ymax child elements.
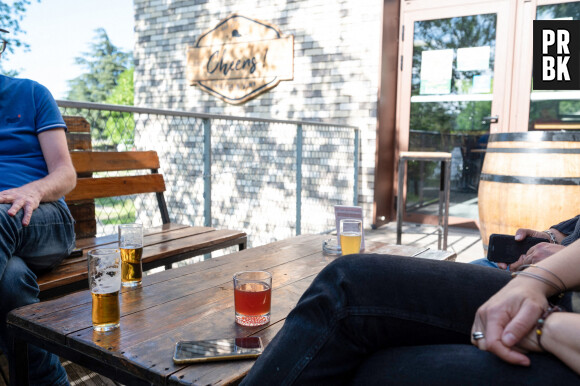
<box><xmin>186</xmin><ymin>14</ymin><xmax>294</xmax><ymax>104</ymax></box>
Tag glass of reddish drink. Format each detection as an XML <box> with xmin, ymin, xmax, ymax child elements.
<box><xmin>233</xmin><ymin>271</ymin><xmax>272</xmax><ymax>326</ymax></box>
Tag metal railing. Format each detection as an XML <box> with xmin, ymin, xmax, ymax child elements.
<box><xmin>58</xmin><ymin>100</ymin><xmax>359</xmax><ymax>249</ymax></box>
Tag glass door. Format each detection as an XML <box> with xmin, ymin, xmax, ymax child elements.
<box><xmin>397</xmin><ymin>0</ymin><xmax>516</xmax><ymax>224</ymax></box>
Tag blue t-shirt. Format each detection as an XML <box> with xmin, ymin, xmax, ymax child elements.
<box><xmin>0</xmin><ymin>75</ymin><xmax>67</xmax><ymax>192</ymax></box>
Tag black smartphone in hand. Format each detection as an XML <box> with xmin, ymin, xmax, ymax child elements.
<box><xmin>487</xmin><ymin>233</ymin><xmax>548</xmax><ymax>264</ymax></box>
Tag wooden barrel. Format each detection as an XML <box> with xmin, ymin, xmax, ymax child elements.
<box><xmin>478</xmin><ymin>131</ymin><xmax>580</xmax><ymax>249</ymax></box>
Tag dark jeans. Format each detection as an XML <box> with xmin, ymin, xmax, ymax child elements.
<box><xmin>241</xmin><ymin>254</ymin><xmax>580</xmax><ymax>386</ymax></box>
<box><xmin>0</xmin><ymin>202</ymin><xmax>75</xmax><ymax>386</ymax></box>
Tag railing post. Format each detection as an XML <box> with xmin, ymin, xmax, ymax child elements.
<box><xmin>296</xmin><ymin>124</ymin><xmax>303</xmax><ymax>235</ymax></box>
<box><xmin>353</xmin><ymin>128</ymin><xmax>359</xmax><ymax>206</ymax></box>
<box><xmin>203</xmin><ymin>118</ymin><xmax>212</xmax><ymax>228</ymax></box>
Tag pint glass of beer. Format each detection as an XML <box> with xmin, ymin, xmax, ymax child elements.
<box><xmin>233</xmin><ymin>271</ymin><xmax>272</xmax><ymax>326</ymax></box>
<box><xmin>88</xmin><ymin>249</ymin><xmax>121</xmax><ymax>331</ymax></box>
<box><xmin>119</xmin><ymin>224</ymin><xmax>144</xmax><ymax>287</ymax></box>
<box><xmin>339</xmin><ymin>219</ymin><xmax>362</xmax><ymax>255</ymax></box>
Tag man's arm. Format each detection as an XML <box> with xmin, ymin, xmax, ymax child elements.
<box><xmin>550</xmin><ymin>215</ymin><xmax>580</xmax><ymax>239</ymax></box>
<box><xmin>0</xmin><ymin>129</ymin><xmax>76</xmax><ymax>225</ymax></box>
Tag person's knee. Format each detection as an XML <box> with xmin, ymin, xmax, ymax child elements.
<box><xmin>0</xmin><ymin>257</ymin><xmax>39</xmax><ymax>313</ymax></box>
<box><xmin>0</xmin><ymin>203</ymin><xmax>22</xmax><ymax>239</ymax></box>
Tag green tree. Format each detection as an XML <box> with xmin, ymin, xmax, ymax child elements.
<box><xmin>67</xmin><ymin>27</ymin><xmax>132</xmax><ymax>102</ymax></box>
<box><xmin>0</xmin><ymin>0</ymin><xmax>39</xmax><ymax>76</ymax></box>
<box><xmin>105</xmin><ymin>67</ymin><xmax>134</xmax><ymax>106</ymax></box>
<box><xmin>104</xmin><ymin>67</ymin><xmax>135</xmax><ymax>149</ymax></box>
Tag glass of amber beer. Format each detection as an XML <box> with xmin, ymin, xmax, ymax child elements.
<box><xmin>339</xmin><ymin>219</ymin><xmax>362</xmax><ymax>255</ymax></box>
<box><xmin>88</xmin><ymin>249</ymin><xmax>122</xmax><ymax>331</ymax></box>
<box><xmin>233</xmin><ymin>271</ymin><xmax>272</xmax><ymax>326</ymax></box>
<box><xmin>119</xmin><ymin>224</ymin><xmax>143</xmax><ymax>287</ymax></box>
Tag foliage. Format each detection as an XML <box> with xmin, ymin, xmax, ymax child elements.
<box><xmin>0</xmin><ymin>0</ymin><xmax>39</xmax><ymax>76</ymax></box>
<box><xmin>96</xmin><ymin>197</ymin><xmax>136</xmax><ymax>225</ymax></box>
<box><xmin>103</xmin><ymin>68</ymin><xmax>135</xmax><ymax>149</ymax></box>
<box><xmin>67</xmin><ymin>28</ymin><xmax>134</xmax><ymax>149</ymax></box>
<box><xmin>106</xmin><ymin>67</ymin><xmax>134</xmax><ymax>106</ymax></box>
<box><xmin>66</xmin><ymin>27</ymin><xmax>132</xmax><ymax>103</ymax></box>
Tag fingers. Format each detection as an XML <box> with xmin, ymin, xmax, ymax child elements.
<box><xmin>6</xmin><ymin>198</ymin><xmax>34</xmax><ymax>226</ymax></box>
<box><xmin>508</xmin><ymin>255</ymin><xmax>526</xmax><ymax>271</ymax></box>
<box><xmin>501</xmin><ymin>301</ymin><xmax>543</xmax><ymax>359</ymax></box>
<box><xmin>525</xmin><ymin>243</ymin><xmax>563</xmax><ymax>264</ymax></box>
<box><xmin>21</xmin><ymin>203</ymin><xmax>33</xmax><ymax>226</ymax></box>
<box><xmin>514</xmin><ymin>228</ymin><xmax>548</xmax><ymax>241</ymax></box>
<box><xmin>472</xmin><ymin>319</ymin><xmax>531</xmax><ymax>366</ymax></box>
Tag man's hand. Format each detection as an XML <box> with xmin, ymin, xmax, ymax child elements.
<box><xmin>497</xmin><ymin>228</ymin><xmax>565</xmax><ymax>271</ymax></box>
<box><xmin>0</xmin><ymin>185</ymin><xmax>42</xmax><ymax>226</ymax></box>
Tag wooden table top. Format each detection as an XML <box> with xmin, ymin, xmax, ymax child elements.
<box><xmin>8</xmin><ymin>235</ymin><xmax>455</xmax><ymax>385</ymax></box>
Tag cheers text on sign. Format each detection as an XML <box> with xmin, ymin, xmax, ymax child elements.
<box><xmin>533</xmin><ymin>20</ymin><xmax>580</xmax><ymax>90</ymax></box>
<box><xmin>186</xmin><ymin>14</ymin><xmax>294</xmax><ymax>104</ymax></box>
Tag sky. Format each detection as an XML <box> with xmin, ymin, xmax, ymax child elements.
<box><xmin>3</xmin><ymin>0</ymin><xmax>135</xmax><ymax>99</ymax></box>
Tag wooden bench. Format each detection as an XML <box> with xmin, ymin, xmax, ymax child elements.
<box><xmin>36</xmin><ymin>116</ymin><xmax>247</xmax><ymax>299</ymax></box>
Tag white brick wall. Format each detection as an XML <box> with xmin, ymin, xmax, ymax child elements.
<box><xmin>134</xmin><ymin>0</ymin><xmax>383</xmax><ymax>239</ymax></box>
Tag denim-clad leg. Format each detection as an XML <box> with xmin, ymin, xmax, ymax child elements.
<box><xmin>241</xmin><ymin>254</ymin><xmax>516</xmax><ymax>386</ymax></box>
<box><xmin>470</xmin><ymin>257</ymin><xmax>500</xmax><ymax>269</ymax></box>
<box><xmin>0</xmin><ymin>202</ymin><xmax>75</xmax><ymax>386</ymax></box>
<box><xmin>351</xmin><ymin>344</ymin><xmax>580</xmax><ymax>385</ymax></box>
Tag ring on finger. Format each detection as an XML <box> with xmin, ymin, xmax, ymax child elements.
<box><xmin>472</xmin><ymin>331</ymin><xmax>485</xmax><ymax>340</ymax></box>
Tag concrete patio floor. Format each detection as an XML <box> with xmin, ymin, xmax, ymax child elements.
<box><xmin>366</xmin><ymin>221</ymin><xmax>485</xmax><ymax>264</ymax></box>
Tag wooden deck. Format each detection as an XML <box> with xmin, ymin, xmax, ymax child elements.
<box><xmin>0</xmin><ymin>223</ymin><xmax>483</xmax><ymax>385</ymax></box>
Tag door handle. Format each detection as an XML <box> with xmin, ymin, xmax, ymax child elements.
<box><xmin>482</xmin><ymin>115</ymin><xmax>499</xmax><ymax>124</ymax></box>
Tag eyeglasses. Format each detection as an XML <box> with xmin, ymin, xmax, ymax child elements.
<box><xmin>0</xmin><ymin>39</ymin><xmax>6</xmax><ymax>54</ymax></box>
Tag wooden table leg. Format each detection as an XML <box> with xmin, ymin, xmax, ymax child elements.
<box><xmin>7</xmin><ymin>324</ymin><xmax>29</xmax><ymax>386</ymax></box>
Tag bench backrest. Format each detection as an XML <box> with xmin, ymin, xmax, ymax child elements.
<box><xmin>63</xmin><ymin>116</ymin><xmax>170</xmax><ymax>238</ymax></box>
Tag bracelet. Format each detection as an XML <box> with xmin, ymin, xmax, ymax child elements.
<box><xmin>520</xmin><ymin>264</ymin><xmax>568</xmax><ymax>292</ymax></box>
<box><xmin>543</xmin><ymin>230</ymin><xmax>557</xmax><ymax>244</ymax></box>
<box><xmin>511</xmin><ymin>271</ymin><xmax>565</xmax><ymax>294</ymax></box>
<box><xmin>536</xmin><ymin>305</ymin><xmax>562</xmax><ymax>351</ymax></box>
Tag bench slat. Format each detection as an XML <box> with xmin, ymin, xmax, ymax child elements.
<box><xmin>70</xmin><ymin>151</ymin><xmax>161</xmax><ymax>173</ymax></box>
<box><xmin>65</xmin><ymin>174</ymin><xmax>166</xmax><ymax>201</ymax></box>
<box><xmin>38</xmin><ymin>226</ymin><xmax>247</xmax><ymax>293</ymax></box>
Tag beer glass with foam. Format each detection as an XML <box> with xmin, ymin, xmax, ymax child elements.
<box><xmin>233</xmin><ymin>271</ymin><xmax>272</xmax><ymax>326</ymax></box>
<box><xmin>88</xmin><ymin>249</ymin><xmax>121</xmax><ymax>331</ymax></box>
<box><xmin>339</xmin><ymin>219</ymin><xmax>362</xmax><ymax>255</ymax></box>
<box><xmin>119</xmin><ymin>224</ymin><xmax>144</xmax><ymax>287</ymax></box>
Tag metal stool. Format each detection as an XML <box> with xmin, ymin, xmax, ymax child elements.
<box><xmin>396</xmin><ymin>151</ymin><xmax>452</xmax><ymax>250</ymax></box>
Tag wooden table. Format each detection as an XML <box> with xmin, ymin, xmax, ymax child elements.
<box><xmin>7</xmin><ymin>235</ymin><xmax>455</xmax><ymax>385</ymax></box>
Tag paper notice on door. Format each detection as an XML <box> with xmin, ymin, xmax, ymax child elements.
<box><xmin>457</xmin><ymin>46</ymin><xmax>490</xmax><ymax>72</ymax></box>
<box><xmin>420</xmin><ymin>49</ymin><xmax>454</xmax><ymax>95</ymax></box>
<box><xmin>472</xmin><ymin>74</ymin><xmax>492</xmax><ymax>93</ymax></box>
<box><xmin>334</xmin><ymin>205</ymin><xmax>365</xmax><ymax>251</ymax></box>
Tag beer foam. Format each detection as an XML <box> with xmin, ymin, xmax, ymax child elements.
<box><xmin>92</xmin><ymin>272</ymin><xmax>121</xmax><ymax>294</ymax></box>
